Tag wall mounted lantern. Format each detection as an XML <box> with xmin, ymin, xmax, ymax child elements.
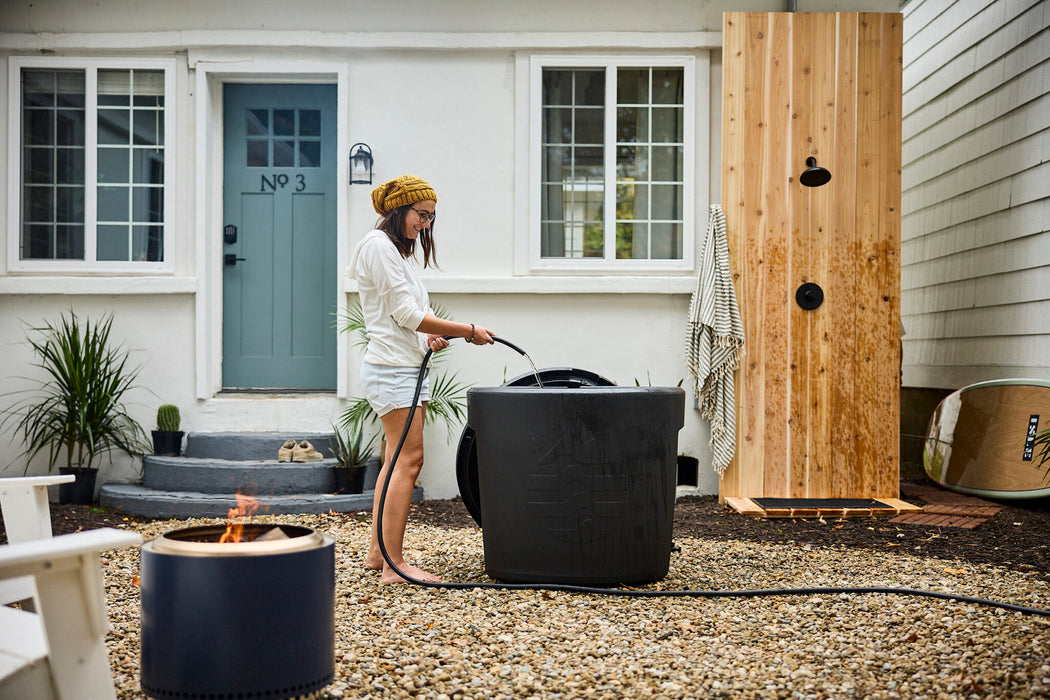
<box><xmin>349</xmin><ymin>143</ymin><xmax>374</xmax><ymax>185</ymax></box>
<box><xmin>799</xmin><ymin>156</ymin><xmax>831</xmax><ymax>187</ymax></box>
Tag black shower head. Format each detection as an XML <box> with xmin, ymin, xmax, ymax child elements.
<box><xmin>800</xmin><ymin>157</ymin><xmax>832</xmax><ymax>187</ymax></box>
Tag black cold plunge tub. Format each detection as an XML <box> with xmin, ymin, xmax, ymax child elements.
<box><xmin>464</xmin><ymin>375</ymin><xmax>685</xmax><ymax>585</ymax></box>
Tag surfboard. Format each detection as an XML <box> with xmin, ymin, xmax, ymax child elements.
<box><xmin>924</xmin><ymin>379</ymin><xmax>1050</xmax><ymax>500</ymax></box>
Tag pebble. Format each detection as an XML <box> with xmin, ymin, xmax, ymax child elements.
<box><xmin>100</xmin><ymin>512</ymin><xmax>1049</xmax><ymax>699</ymax></box>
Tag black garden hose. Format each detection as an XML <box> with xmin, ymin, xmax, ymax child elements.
<box><xmin>372</xmin><ymin>339</ymin><xmax>1050</xmax><ymax>617</ymax></box>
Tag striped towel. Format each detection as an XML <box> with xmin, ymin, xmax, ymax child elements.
<box><xmin>686</xmin><ymin>204</ymin><xmax>744</xmax><ymax>476</ymax></box>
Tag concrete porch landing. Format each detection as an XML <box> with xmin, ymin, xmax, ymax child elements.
<box><xmin>99</xmin><ymin>432</ymin><xmax>416</xmax><ymax>519</ymax></box>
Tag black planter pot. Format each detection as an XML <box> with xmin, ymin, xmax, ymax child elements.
<box><xmin>152</xmin><ymin>430</ymin><xmax>184</xmax><ymax>456</ymax></box>
<box><xmin>334</xmin><ymin>465</ymin><xmax>367</xmax><ymax>494</ymax></box>
<box><xmin>58</xmin><ymin>467</ymin><xmax>98</xmax><ymax>505</ymax></box>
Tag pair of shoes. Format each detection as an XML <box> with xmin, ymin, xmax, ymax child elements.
<box><xmin>277</xmin><ymin>439</ymin><xmax>324</xmax><ymax>462</ymax></box>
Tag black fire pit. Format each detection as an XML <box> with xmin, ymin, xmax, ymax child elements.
<box><xmin>140</xmin><ymin>523</ymin><xmax>335</xmax><ymax>700</ymax></box>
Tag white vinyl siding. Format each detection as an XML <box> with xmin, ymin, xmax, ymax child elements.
<box><xmin>900</xmin><ymin>0</ymin><xmax>1050</xmax><ymax>388</ymax></box>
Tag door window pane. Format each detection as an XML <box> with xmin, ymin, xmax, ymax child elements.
<box><xmin>244</xmin><ymin>107</ymin><xmax>322</xmax><ymax>168</ymax></box>
<box><xmin>247</xmin><ymin>140</ymin><xmax>268</xmax><ymax>166</ymax></box>
<box><xmin>299</xmin><ymin>109</ymin><xmax>321</xmax><ymax>136</ymax></box>
<box><xmin>247</xmin><ymin>109</ymin><xmax>268</xmax><ymax>135</ymax></box>
<box><xmin>273</xmin><ymin>109</ymin><xmax>295</xmax><ymax>136</ymax></box>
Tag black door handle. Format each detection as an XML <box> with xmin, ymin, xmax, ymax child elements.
<box><xmin>224</xmin><ymin>253</ymin><xmax>246</xmax><ymax>267</ymax></box>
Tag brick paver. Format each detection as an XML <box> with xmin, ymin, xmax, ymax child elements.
<box><xmin>893</xmin><ymin>482</ymin><xmax>1004</xmax><ymax>529</ymax></box>
<box><xmin>889</xmin><ymin>512</ymin><xmax>987</xmax><ymax>530</ymax></box>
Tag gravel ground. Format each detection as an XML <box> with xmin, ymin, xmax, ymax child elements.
<box><xmin>94</xmin><ymin>510</ymin><xmax>1050</xmax><ymax>700</ymax></box>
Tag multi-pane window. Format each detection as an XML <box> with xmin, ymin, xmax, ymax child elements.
<box><xmin>22</xmin><ymin>70</ymin><xmax>86</xmax><ymax>259</ymax></box>
<box><xmin>14</xmin><ymin>59</ymin><xmax>173</xmax><ymax>268</ymax></box>
<box><xmin>96</xmin><ymin>69</ymin><xmax>165</xmax><ymax>261</ymax></box>
<box><xmin>535</xmin><ymin>58</ymin><xmax>692</xmax><ymax>268</ymax></box>
<box><xmin>245</xmin><ymin>108</ymin><xmax>322</xmax><ymax>168</ymax></box>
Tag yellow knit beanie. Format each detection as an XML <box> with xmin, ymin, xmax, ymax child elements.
<box><xmin>371</xmin><ymin>175</ymin><xmax>438</xmax><ymax>216</ymax></box>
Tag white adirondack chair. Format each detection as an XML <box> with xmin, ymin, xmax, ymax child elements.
<box><xmin>0</xmin><ymin>475</ymin><xmax>75</xmax><ymax>609</ymax></box>
<box><xmin>0</xmin><ymin>528</ymin><xmax>143</xmax><ymax>699</ymax></box>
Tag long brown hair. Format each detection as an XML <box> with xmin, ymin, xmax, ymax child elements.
<box><xmin>377</xmin><ymin>204</ymin><xmax>438</xmax><ymax>269</ymax></box>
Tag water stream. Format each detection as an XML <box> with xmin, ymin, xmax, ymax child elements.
<box><xmin>521</xmin><ymin>351</ymin><xmax>545</xmax><ymax>388</ymax></box>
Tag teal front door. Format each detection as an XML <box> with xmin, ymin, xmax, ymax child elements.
<box><xmin>222</xmin><ymin>84</ymin><xmax>337</xmax><ymax>390</ymax></box>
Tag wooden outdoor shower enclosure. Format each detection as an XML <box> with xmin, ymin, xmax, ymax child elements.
<box><xmin>719</xmin><ymin>12</ymin><xmax>903</xmax><ymax>502</ymax></box>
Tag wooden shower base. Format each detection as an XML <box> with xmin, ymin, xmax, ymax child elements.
<box><xmin>725</xmin><ymin>497</ymin><xmax>922</xmax><ymax>519</ymax></box>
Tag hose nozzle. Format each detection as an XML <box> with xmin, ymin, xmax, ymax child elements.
<box><xmin>492</xmin><ymin>336</ymin><xmax>528</xmax><ymax>356</ymax></box>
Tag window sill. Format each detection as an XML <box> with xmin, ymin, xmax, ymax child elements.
<box><xmin>344</xmin><ymin>275</ymin><xmax>697</xmax><ymax>295</ymax></box>
<box><xmin>0</xmin><ymin>276</ymin><xmax>197</xmax><ymax>295</ymax></box>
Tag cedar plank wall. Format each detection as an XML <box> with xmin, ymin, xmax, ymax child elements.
<box><xmin>720</xmin><ymin>12</ymin><xmax>902</xmax><ymax>501</ymax></box>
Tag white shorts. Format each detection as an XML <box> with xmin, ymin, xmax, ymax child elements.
<box><xmin>360</xmin><ymin>362</ymin><xmax>430</xmax><ymax>417</ymax></box>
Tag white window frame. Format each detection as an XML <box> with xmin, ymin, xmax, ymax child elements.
<box><xmin>6</xmin><ymin>56</ymin><xmax>176</xmax><ymax>274</ymax></box>
<box><xmin>527</xmin><ymin>54</ymin><xmax>698</xmax><ymax>273</ymax></box>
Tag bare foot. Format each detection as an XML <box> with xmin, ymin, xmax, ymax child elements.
<box><xmin>365</xmin><ymin>552</ymin><xmax>384</xmax><ymax>571</ymax></box>
<box><xmin>381</xmin><ymin>562</ymin><xmax>442</xmax><ymax>584</ymax></box>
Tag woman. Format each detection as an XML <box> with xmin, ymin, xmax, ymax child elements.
<box><xmin>350</xmin><ymin>174</ymin><xmax>494</xmax><ymax>583</ymax></box>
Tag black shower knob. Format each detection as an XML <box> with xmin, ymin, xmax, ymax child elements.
<box><xmin>796</xmin><ymin>282</ymin><xmax>824</xmax><ymax>310</ymax></box>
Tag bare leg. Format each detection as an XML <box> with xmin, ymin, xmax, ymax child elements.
<box><xmin>364</xmin><ymin>404</ymin><xmax>442</xmax><ymax>583</ymax></box>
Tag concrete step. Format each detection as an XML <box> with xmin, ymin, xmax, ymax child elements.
<box><xmin>183</xmin><ymin>432</ymin><xmax>339</xmax><ymax>461</ymax></box>
<box><xmin>142</xmin><ymin>455</ymin><xmax>383</xmax><ymax>495</ymax></box>
<box><xmin>143</xmin><ymin>455</ymin><xmax>346</xmax><ymax>495</ymax></box>
<box><xmin>99</xmin><ymin>483</ymin><xmax>421</xmax><ymax>520</ymax></box>
<box><xmin>100</xmin><ymin>432</ymin><xmax>394</xmax><ymax>519</ymax></box>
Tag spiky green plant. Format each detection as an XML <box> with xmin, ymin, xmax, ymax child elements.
<box><xmin>328</xmin><ymin>421</ymin><xmax>376</xmax><ymax>468</ymax></box>
<box><xmin>1033</xmin><ymin>427</ymin><xmax>1050</xmax><ymax>482</ymax></box>
<box><xmin>156</xmin><ymin>404</ymin><xmax>180</xmax><ymax>432</ymax></box>
<box><xmin>1</xmin><ymin>310</ymin><xmax>149</xmax><ymax>473</ymax></box>
<box><xmin>337</xmin><ymin>300</ymin><xmax>472</xmax><ymax>441</ymax></box>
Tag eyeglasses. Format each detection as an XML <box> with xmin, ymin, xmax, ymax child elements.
<box><xmin>411</xmin><ymin>207</ymin><xmax>436</xmax><ymax>224</ymax></box>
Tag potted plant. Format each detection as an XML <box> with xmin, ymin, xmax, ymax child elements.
<box><xmin>1</xmin><ymin>310</ymin><xmax>150</xmax><ymax>505</ymax></box>
<box><xmin>152</xmin><ymin>404</ymin><xmax>184</xmax><ymax>456</ymax></box>
<box><xmin>329</xmin><ymin>421</ymin><xmax>376</xmax><ymax>494</ymax></box>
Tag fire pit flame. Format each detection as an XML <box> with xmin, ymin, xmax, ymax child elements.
<box><xmin>219</xmin><ymin>492</ymin><xmax>261</xmax><ymax>543</ymax></box>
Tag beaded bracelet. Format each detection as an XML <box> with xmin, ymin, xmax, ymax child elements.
<box><xmin>468</xmin><ymin>323</ymin><xmax>475</xmax><ymax>343</ymax></box>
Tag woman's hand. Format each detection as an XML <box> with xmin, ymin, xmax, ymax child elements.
<box><xmin>469</xmin><ymin>324</ymin><xmax>495</xmax><ymax>345</ymax></box>
<box><xmin>427</xmin><ymin>334</ymin><xmax>450</xmax><ymax>352</ymax></box>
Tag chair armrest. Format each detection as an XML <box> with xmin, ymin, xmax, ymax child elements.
<box><xmin>0</xmin><ymin>476</ymin><xmax>76</xmax><ymax>489</ymax></box>
<box><xmin>0</xmin><ymin>529</ymin><xmax>143</xmax><ymax>579</ymax></box>
<box><xmin>0</xmin><ymin>476</ymin><xmax>75</xmax><ymax>544</ymax></box>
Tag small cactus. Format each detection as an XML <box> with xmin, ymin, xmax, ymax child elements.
<box><xmin>157</xmin><ymin>404</ymin><xmax>181</xmax><ymax>432</ymax></box>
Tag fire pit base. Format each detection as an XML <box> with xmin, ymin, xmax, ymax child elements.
<box><xmin>140</xmin><ymin>524</ymin><xmax>335</xmax><ymax>700</ymax></box>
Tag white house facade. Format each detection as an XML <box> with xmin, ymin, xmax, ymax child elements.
<box><xmin>1</xmin><ymin>0</ymin><xmax>898</xmax><ymax>499</ymax></box>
